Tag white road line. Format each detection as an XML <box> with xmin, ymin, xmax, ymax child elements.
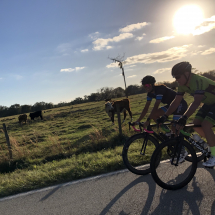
<box><xmin>0</xmin><ymin>168</ymin><xmax>129</xmax><ymax>202</ymax></box>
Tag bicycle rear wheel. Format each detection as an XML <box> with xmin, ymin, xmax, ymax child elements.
<box><xmin>150</xmin><ymin>138</ymin><xmax>197</xmax><ymax>190</ymax></box>
<box><xmin>122</xmin><ymin>133</ymin><xmax>159</xmax><ymax>175</ymax></box>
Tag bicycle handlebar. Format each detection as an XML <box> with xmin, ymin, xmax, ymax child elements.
<box><xmin>129</xmin><ymin>122</ymin><xmax>153</xmax><ymax>133</ymax></box>
<box><xmin>129</xmin><ymin>121</ymin><xmax>171</xmax><ymax>134</ymax></box>
<box><xmin>130</xmin><ymin>121</ymin><xmax>214</xmax><ymax>136</ymax></box>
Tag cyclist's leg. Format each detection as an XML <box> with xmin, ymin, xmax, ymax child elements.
<box><xmin>172</xmin><ymin>101</ymin><xmax>188</xmax><ymax>135</ymax></box>
<box><xmin>171</xmin><ymin>103</ymin><xmax>189</xmax><ymax>163</ymax></box>
<box><xmin>202</xmin><ymin>106</ymin><xmax>215</xmax><ymax>147</ymax></box>
<box><xmin>193</xmin><ymin>104</ymin><xmax>209</xmax><ymax>137</ymax></box>
<box><xmin>192</xmin><ymin>105</ymin><xmax>215</xmax><ymax>166</ymax></box>
<box><xmin>201</xmin><ymin>106</ymin><xmax>215</xmax><ymax>167</ymax></box>
<box><xmin>185</xmin><ymin>116</ymin><xmax>206</xmax><ymax>163</ymax></box>
<box><xmin>150</xmin><ymin>106</ymin><xmax>166</xmax><ymax>122</ymax></box>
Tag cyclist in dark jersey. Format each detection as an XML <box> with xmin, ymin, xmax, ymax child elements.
<box><xmin>157</xmin><ymin>61</ymin><xmax>215</xmax><ymax>167</ymax></box>
<box><xmin>135</xmin><ymin>75</ymin><xmax>188</xmax><ymax>131</ymax></box>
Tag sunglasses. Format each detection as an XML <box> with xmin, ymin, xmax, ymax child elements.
<box><xmin>174</xmin><ymin>75</ymin><xmax>181</xmax><ymax>80</ymax></box>
<box><xmin>143</xmin><ymin>84</ymin><xmax>152</xmax><ymax>88</ymax></box>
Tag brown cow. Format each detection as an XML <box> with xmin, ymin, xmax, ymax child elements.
<box><xmin>18</xmin><ymin>114</ymin><xmax>27</xmax><ymax>124</ymax></box>
<box><xmin>105</xmin><ymin>98</ymin><xmax>132</xmax><ymax>124</ymax></box>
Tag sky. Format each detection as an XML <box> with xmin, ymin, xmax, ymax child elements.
<box><xmin>1</xmin><ymin>0</ymin><xmax>215</xmax><ymax>107</ymax></box>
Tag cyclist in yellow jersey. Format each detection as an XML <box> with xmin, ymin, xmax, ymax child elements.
<box><xmin>157</xmin><ymin>62</ymin><xmax>215</xmax><ymax>167</ymax></box>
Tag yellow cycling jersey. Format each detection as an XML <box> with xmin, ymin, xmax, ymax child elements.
<box><xmin>177</xmin><ymin>73</ymin><xmax>215</xmax><ymax>105</ymax></box>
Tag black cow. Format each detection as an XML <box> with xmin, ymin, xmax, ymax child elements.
<box><xmin>29</xmin><ymin>110</ymin><xmax>43</xmax><ymax>120</ymax></box>
<box><xmin>18</xmin><ymin>114</ymin><xmax>27</xmax><ymax>124</ymax></box>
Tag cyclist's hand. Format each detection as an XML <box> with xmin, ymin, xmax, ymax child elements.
<box><xmin>156</xmin><ymin>114</ymin><xmax>168</xmax><ymax>125</ymax></box>
<box><xmin>176</xmin><ymin>115</ymin><xmax>187</xmax><ymax>130</ymax></box>
<box><xmin>134</xmin><ymin>121</ymin><xmax>139</xmax><ymax>125</ymax></box>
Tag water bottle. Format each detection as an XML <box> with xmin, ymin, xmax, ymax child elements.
<box><xmin>192</xmin><ymin>134</ymin><xmax>208</xmax><ymax>149</ymax></box>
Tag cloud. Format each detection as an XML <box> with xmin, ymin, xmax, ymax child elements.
<box><xmin>89</xmin><ymin>32</ymin><xmax>100</xmax><ymax>40</ymax></box>
<box><xmin>56</xmin><ymin>43</ymin><xmax>72</xmax><ymax>55</ymax></box>
<box><xmin>136</xmin><ymin>33</ymin><xmax>147</xmax><ymax>41</ymax></box>
<box><xmin>135</xmin><ymin>37</ymin><xmax>144</xmax><ymax>41</ymax></box>
<box><xmin>201</xmin><ymin>47</ymin><xmax>215</xmax><ymax>55</ymax></box>
<box><xmin>106</xmin><ymin>44</ymin><xmax>193</xmax><ymax>68</ymax></box>
<box><xmin>119</xmin><ymin>22</ymin><xmax>150</xmax><ymax>33</ymax></box>
<box><xmin>153</xmin><ymin>68</ymin><xmax>171</xmax><ymax>74</ymax></box>
<box><xmin>10</xmin><ymin>74</ymin><xmax>23</xmax><ymax>80</ymax></box>
<box><xmin>191</xmin><ymin>51</ymin><xmax>202</xmax><ymax>56</ymax></box>
<box><xmin>125</xmin><ymin>65</ymin><xmax>136</xmax><ymax>68</ymax></box>
<box><xmin>106</xmin><ymin>62</ymin><xmax>119</xmax><ymax>68</ymax></box>
<box><xmin>106</xmin><ymin>46</ymin><xmax>113</xmax><ymax>49</ymax></box>
<box><xmin>93</xmin><ymin>33</ymin><xmax>133</xmax><ymax>51</ymax></box>
<box><xmin>192</xmin><ymin>15</ymin><xmax>215</xmax><ymax>35</ymax></box>
<box><xmin>127</xmin><ymin>75</ymin><xmax>136</xmax><ymax>78</ymax></box>
<box><xmin>149</xmin><ymin>36</ymin><xmax>175</xmax><ymax>43</ymax></box>
<box><xmin>81</xmin><ymin>49</ymin><xmax>89</xmax><ymax>53</ymax></box>
<box><xmin>60</xmin><ymin>67</ymin><xmax>85</xmax><ymax>72</ymax></box>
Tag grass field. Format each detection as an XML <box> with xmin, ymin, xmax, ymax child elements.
<box><xmin>0</xmin><ymin>92</ymin><xmax>199</xmax><ymax>198</ymax></box>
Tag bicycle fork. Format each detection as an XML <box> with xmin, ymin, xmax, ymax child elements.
<box><xmin>170</xmin><ymin>136</ymin><xmax>183</xmax><ymax>166</ymax></box>
<box><xmin>140</xmin><ymin>133</ymin><xmax>149</xmax><ymax>155</ymax></box>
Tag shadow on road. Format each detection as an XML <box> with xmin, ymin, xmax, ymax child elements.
<box><xmin>99</xmin><ymin>174</ymin><xmax>156</xmax><ymax>215</ymax></box>
<box><xmin>151</xmin><ymin>163</ymin><xmax>215</xmax><ymax>215</ymax></box>
<box><xmin>40</xmin><ymin>185</ymin><xmax>62</xmax><ymax>202</ymax></box>
<box><xmin>151</xmin><ymin>176</ymin><xmax>203</xmax><ymax>215</ymax></box>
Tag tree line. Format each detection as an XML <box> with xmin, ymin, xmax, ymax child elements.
<box><xmin>0</xmin><ymin>70</ymin><xmax>214</xmax><ymax>118</ymax></box>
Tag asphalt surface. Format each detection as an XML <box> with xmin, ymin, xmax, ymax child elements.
<box><xmin>1</xmin><ymin>162</ymin><xmax>215</xmax><ymax>215</ymax></box>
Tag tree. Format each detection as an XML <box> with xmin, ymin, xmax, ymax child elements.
<box><xmin>72</xmin><ymin>97</ymin><xmax>83</xmax><ymax>104</ymax></box>
<box><xmin>125</xmin><ymin>85</ymin><xmax>140</xmax><ymax>96</ymax></box>
<box><xmin>21</xmin><ymin>105</ymin><xmax>32</xmax><ymax>113</ymax></box>
<box><xmin>8</xmin><ymin>104</ymin><xmax>21</xmax><ymax>115</ymax></box>
<box><xmin>87</xmin><ymin>93</ymin><xmax>100</xmax><ymax>102</ymax></box>
<box><xmin>199</xmin><ymin>70</ymin><xmax>215</xmax><ymax>81</ymax></box>
<box><xmin>112</xmin><ymin>87</ymin><xmax>125</xmax><ymax>98</ymax></box>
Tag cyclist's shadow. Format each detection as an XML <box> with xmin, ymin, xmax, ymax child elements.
<box><xmin>198</xmin><ymin>164</ymin><xmax>215</xmax><ymax>215</ymax></box>
<box><xmin>99</xmin><ymin>174</ymin><xmax>156</xmax><ymax>215</ymax></box>
<box><xmin>150</xmin><ymin>175</ymin><xmax>203</xmax><ymax>215</ymax></box>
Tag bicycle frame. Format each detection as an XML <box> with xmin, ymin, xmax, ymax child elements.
<box><xmin>169</xmin><ymin>127</ymin><xmax>211</xmax><ymax>166</ymax></box>
<box><xmin>129</xmin><ymin>122</ymin><xmax>171</xmax><ymax>156</ymax></box>
<box><xmin>184</xmin><ymin>135</ymin><xmax>210</xmax><ymax>157</ymax></box>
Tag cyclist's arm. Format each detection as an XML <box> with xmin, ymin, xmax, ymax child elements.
<box><xmin>136</xmin><ymin>101</ymin><xmax>151</xmax><ymax>122</ymax></box>
<box><xmin>148</xmin><ymin>100</ymin><xmax>161</xmax><ymax>118</ymax></box>
<box><xmin>165</xmin><ymin>95</ymin><xmax>183</xmax><ymax>116</ymax></box>
<box><xmin>182</xmin><ymin>94</ymin><xmax>204</xmax><ymax>118</ymax></box>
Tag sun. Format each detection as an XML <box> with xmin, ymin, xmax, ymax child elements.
<box><xmin>173</xmin><ymin>5</ymin><xmax>204</xmax><ymax>35</ymax></box>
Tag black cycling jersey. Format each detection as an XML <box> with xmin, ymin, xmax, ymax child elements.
<box><xmin>147</xmin><ymin>85</ymin><xmax>186</xmax><ymax>105</ymax></box>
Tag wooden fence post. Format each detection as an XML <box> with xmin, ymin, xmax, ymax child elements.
<box><xmin>116</xmin><ymin>104</ymin><xmax>122</xmax><ymax>135</ymax></box>
<box><xmin>2</xmin><ymin>123</ymin><xmax>13</xmax><ymax>160</ymax></box>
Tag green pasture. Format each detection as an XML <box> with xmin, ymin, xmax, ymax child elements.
<box><xmin>0</xmin><ymin>93</ymin><xmax>197</xmax><ymax>197</ymax></box>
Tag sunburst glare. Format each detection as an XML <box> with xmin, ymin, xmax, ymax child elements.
<box><xmin>173</xmin><ymin>5</ymin><xmax>204</xmax><ymax>35</ymax></box>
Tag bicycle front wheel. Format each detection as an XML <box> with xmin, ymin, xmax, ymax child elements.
<box><xmin>122</xmin><ymin>133</ymin><xmax>159</xmax><ymax>175</ymax></box>
<box><xmin>150</xmin><ymin>138</ymin><xmax>197</xmax><ymax>190</ymax></box>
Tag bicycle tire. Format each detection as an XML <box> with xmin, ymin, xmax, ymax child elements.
<box><xmin>122</xmin><ymin>133</ymin><xmax>159</xmax><ymax>175</ymax></box>
<box><xmin>150</xmin><ymin>138</ymin><xmax>197</xmax><ymax>190</ymax></box>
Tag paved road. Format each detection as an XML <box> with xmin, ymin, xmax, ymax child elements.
<box><xmin>1</xmin><ymin>162</ymin><xmax>215</xmax><ymax>215</ymax></box>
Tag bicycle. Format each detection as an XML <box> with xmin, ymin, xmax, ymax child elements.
<box><xmin>122</xmin><ymin>121</ymin><xmax>173</xmax><ymax>175</ymax></box>
<box><xmin>150</xmin><ymin>124</ymin><xmax>212</xmax><ymax>190</ymax></box>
